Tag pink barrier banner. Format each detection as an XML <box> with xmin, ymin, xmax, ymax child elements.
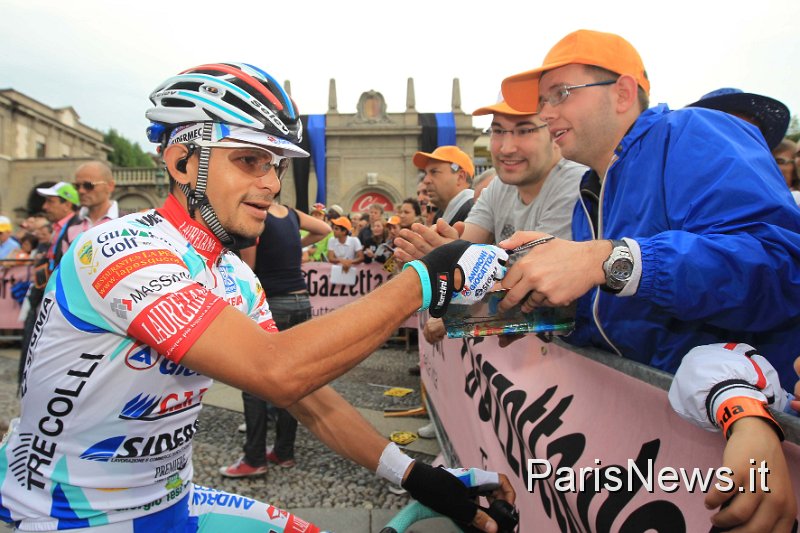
<box><xmin>0</xmin><ymin>264</ymin><xmax>30</xmax><ymax>329</ymax></box>
<box><xmin>421</xmin><ymin>331</ymin><xmax>800</xmax><ymax>532</ymax></box>
<box><xmin>301</xmin><ymin>262</ymin><xmax>417</xmax><ymax>328</ymax></box>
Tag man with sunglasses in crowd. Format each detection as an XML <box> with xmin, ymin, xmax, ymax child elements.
<box><xmin>67</xmin><ymin>160</ymin><xmax>119</xmax><ymax>242</ymax></box>
<box><xmin>494</xmin><ymin>29</ymin><xmax>800</xmax><ymax>530</ymax></box>
<box><xmin>0</xmin><ymin>62</ymin><xmax>514</xmax><ymax>533</ymax></box>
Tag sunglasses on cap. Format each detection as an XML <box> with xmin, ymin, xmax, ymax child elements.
<box><xmin>190</xmin><ymin>140</ymin><xmax>290</xmax><ymax>180</ymax></box>
<box><xmin>73</xmin><ymin>181</ymin><xmax>107</xmax><ymax>191</ymax></box>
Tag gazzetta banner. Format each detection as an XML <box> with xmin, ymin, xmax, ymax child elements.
<box><xmin>301</xmin><ymin>262</ymin><xmax>416</xmax><ymax>328</ymax></box>
<box><xmin>0</xmin><ymin>264</ymin><xmax>30</xmax><ymax>329</ymax></box>
<box><xmin>420</xmin><ymin>329</ymin><xmax>800</xmax><ymax>532</ymax></box>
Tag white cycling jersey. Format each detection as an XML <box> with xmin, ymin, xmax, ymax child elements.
<box><xmin>0</xmin><ymin>195</ymin><xmax>276</xmax><ymax>531</ymax></box>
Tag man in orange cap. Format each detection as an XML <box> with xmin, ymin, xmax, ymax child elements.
<box><xmin>413</xmin><ymin>146</ymin><xmax>475</xmax><ymax>225</ymax></box>
<box><xmin>497</xmin><ymin>29</ymin><xmax>800</xmax><ymax>530</ymax></box>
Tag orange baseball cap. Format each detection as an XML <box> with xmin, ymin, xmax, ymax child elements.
<box><xmin>386</xmin><ymin>215</ymin><xmax>401</xmax><ymax>226</ymax></box>
<box><xmin>472</xmin><ymin>100</ymin><xmax>534</xmax><ymax>117</ymax></box>
<box><xmin>331</xmin><ymin>216</ymin><xmax>353</xmax><ymax>233</ymax></box>
<box><xmin>412</xmin><ymin>146</ymin><xmax>475</xmax><ymax>178</ymax></box>
<box><xmin>501</xmin><ymin>29</ymin><xmax>650</xmax><ymax>113</ymax></box>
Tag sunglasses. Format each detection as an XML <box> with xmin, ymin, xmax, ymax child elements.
<box><xmin>73</xmin><ymin>181</ymin><xmax>106</xmax><ymax>191</ymax></box>
<box><xmin>190</xmin><ymin>140</ymin><xmax>290</xmax><ymax>180</ymax></box>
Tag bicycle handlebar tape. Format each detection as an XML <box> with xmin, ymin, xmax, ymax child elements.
<box><xmin>401</xmin><ymin>462</ymin><xmax>478</xmax><ymax>527</ymax></box>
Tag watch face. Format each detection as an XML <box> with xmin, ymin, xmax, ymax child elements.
<box><xmin>610</xmin><ymin>258</ymin><xmax>633</xmax><ymax>280</ymax></box>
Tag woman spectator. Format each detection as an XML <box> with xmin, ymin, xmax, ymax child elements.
<box><xmin>773</xmin><ymin>138</ymin><xmax>800</xmax><ymax>206</ymax></box>
<box><xmin>397</xmin><ymin>198</ymin><xmax>423</xmax><ymax>229</ymax></box>
<box><xmin>362</xmin><ymin>218</ymin><xmax>393</xmax><ymax>264</ymax></box>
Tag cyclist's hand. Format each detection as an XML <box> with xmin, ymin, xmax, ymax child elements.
<box><xmin>407</xmin><ymin>240</ymin><xmax>508</xmax><ymax>318</ymax></box>
<box><xmin>402</xmin><ymin>463</ymin><xmax>516</xmax><ymax>532</ymax></box>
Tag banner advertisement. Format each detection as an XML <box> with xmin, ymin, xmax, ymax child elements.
<box><xmin>420</xmin><ymin>331</ymin><xmax>800</xmax><ymax>532</ymax></box>
<box><xmin>302</xmin><ymin>262</ymin><xmax>416</xmax><ymax>328</ymax></box>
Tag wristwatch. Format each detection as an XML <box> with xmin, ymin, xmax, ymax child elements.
<box><xmin>602</xmin><ymin>240</ymin><xmax>633</xmax><ymax>293</ymax></box>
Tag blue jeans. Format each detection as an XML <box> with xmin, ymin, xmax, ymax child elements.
<box><xmin>242</xmin><ymin>293</ymin><xmax>312</xmax><ymax>466</ymax></box>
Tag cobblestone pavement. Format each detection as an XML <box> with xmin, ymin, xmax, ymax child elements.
<box><xmin>0</xmin><ymin>337</ymin><xmax>429</xmax><ymax>513</ymax></box>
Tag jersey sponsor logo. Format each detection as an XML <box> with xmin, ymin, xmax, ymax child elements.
<box><xmin>177</xmin><ymin>221</ymin><xmax>217</xmax><ymax>253</ymax></box>
<box><xmin>99</xmin><ymin>235</ymin><xmax>141</xmax><ymax>259</ymax></box>
<box><xmin>119</xmin><ymin>387</ymin><xmax>208</xmax><ymax>421</ymax></box>
<box><xmin>111</xmin><ymin>298</ymin><xmax>133</xmax><ymax>319</ymax></box>
<box><xmin>93</xmin><ymin>249</ymin><xmax>185</xmax><ymax>298</ymax></box>
<box><xmin>21</xmin><ymin>297</ymin><xmax>54</xmax><ymax>396</ymax></box>
<box><xmin>78</xmin><ymin>241</ymin><xmax>100</xmax><ymax>274</ymax></box>
<box><xmin>14</xmin><ymin>351</ymin><xmax>104</xmax><ymax>490</ymax></box>
<box><xmin>135</xmin><ymin>212</ymin><xmax>163</xmax><ymax>227</ymax></box>
<box><xmin>192</xmin><ymin>487</ymin><xmax>257</xmax><ymax>511</ymax></box>
<box><xmin>154</xmin><ymin>456</ymin><xmax>188</xmax><ymax>479</ymax></box>
<box><xmin>125</xmin><ymin>343</ymin><xmax>161</xmax><ymax>370</ymax></box>
<box><xmin>129</xmin><ymin>285</ymin><xmax>220</xmax><ymax>358</ymax></box>
<box><xmin>159</xmin><ymin>358</ymin><xmax>197</xmax><ymax>377</ymax></box>
<box><xmin>219</xmin><ymin>264</ymin><xmax>237</xmax><ymax>294</ymax></box>
<box><xmin>97</xmin><ymin>228</ymin><xmax>151</xmax><ymax>244</ymax></box>
<box><xmin>129</xmin><ymin>272</ymin><xmax>191</xmax><ymax>303</ymax></box>
<box><xmin>80</xmin><ymin>421</ymin><xmax>198</xmax><ymax>462</ymax></box>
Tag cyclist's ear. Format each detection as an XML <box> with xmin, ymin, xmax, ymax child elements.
<box><xmin>163</xmin><ymin>144</ymin><xmax>194</xmax><ymax>184</ymax></box>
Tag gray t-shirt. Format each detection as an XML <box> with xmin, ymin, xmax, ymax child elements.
<box><xmin>465</xmin><ymin>158</ymin><xmax>586</xmax><ymax>242</ymax></box>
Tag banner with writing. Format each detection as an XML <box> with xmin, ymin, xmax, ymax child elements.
<box><xmin>302</xmin><ymin>262</ymin><xmax>416</xmax><ymax>328</ymax></box>
<box><xmin>421</xmin><ymin>332</ymin><xmax>800</xmax><ymax>532</ymax></box>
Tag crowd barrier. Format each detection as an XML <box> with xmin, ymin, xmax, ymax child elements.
<box><xmin>0</xmin><ymin>261</ymin><xmax>31</xmax><ymax>335</ymax></box>
<box><xmin>417</xmin><ymin>316</ymin><xmax>800</xmax><ymax>532</ymax></box>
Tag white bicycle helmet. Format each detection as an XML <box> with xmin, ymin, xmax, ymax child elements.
<box><xmin>144</xmin><ymin>62</ymin><xmax>305</xmax><ymax>249</ymax></box>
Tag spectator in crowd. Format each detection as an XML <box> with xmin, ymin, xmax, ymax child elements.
<box><xmin>686</xmin><ymin>87</ymin><xmax>790</xmax><ymax>151</ymax></box>
<box><xmin>67</xmin><ymin>160</ymin><xmax>119</xmax><ymax>242</ymax></box>
<box><xmin>327</xmin><ymin>216</ymin><xmax>364</xmax><ymax>272</ymax></box>
<box><xmin>362</xmin><ymin>217</ymin><xmax>393</xmax><ymax>265</ymax></box>
<box><xmin>351</xmin><ymin>211</ymin><xmax>369</xmax><ymax>237</ymax></box>
<box><xmin>472</xmin><ymin>168</ymin><xmax>497</xmax><ymax>202</ymax></box>
<box><xmin>395</xmin><ymin>98</ymin><xmax>584</xmax><ymax>343</ymax></box>
<box><xmin>386</xmin><ymin>215</ymin><xmax>402</xmax><ymax>242</ymax></box>
<box><xmin>773</xmin><ymin>138</ymin><xmax>800</xmax><ymax>206</ymax></box>
<box><xmin>397</xmin><ymin>198</ymin><xmax>422</xmax><ymax>229</ymax></box>
<box><xmin>416</xmin><ymin>178</ymin><xmax>435</xmax><ymax>226</ymax></box>
<box><xmin>415</xmin><ymin>146</ymin><xmax>475</xmax><ymax>225</ymax></box>
<box><xmin>0</xmin><ymin>216</ymin><xmax>20</xmax><ymax>260</ymax></box>
<box><xmin>7</xmin><ymin>233</ymin><xmax>38</xmax><ymax>262</ymax></box>
<box><xmin>358</xmin><ymin>203</ymin><xmax>385</xmax><ymax>244</ymax></box>
<box><xmin>496</xmin><ymin>28</ymin><xmax>800</xmax><ymax>399</ymax></box>
<box><xmin>221</xmin><ymin>202</ymin><xmax>330</xmax><ymax>478</ymax></box>
<box><xmin>305</xmin><ymin>202</ymin><xmax>331</xmax><ymax>262</ymax></box>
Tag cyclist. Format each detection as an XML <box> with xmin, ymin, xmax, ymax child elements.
<box><xmin>0</xmin><ymin>63</ymin><xmax>514</xmax><ymax>532</ymax></box>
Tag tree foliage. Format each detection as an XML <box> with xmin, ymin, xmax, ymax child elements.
<box><xmin>787</xmin><ymin>115</ymin><xmax>800</xmax><ymax>143</ymax></box>
<box><xmin>104</xmin><ymin>129</ymin><xmax>155</xmax><ymax>167</ymax></box>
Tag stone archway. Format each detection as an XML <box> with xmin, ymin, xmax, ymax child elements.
<box><xmin>116</xmin><ymin>192</ymin><xmax>158</xmax><ymax>216</ymax></box>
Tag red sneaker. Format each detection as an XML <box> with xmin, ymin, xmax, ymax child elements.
<box><xmin>219</xmin><ymin>457</ymin><xmax>268</xmax><ymax>478</ymax></box>
<box><xmin>266</xmin><ymin>448</ymin><xmax>296</xmax><ymax>468</ymax></box>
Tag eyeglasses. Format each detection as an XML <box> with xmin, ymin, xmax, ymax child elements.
<box><xmin>537</xmin><ymin>80</ymin><xmax>617</xmax><ymax>111</ymax></box>
<box><xmin>190</xmin><ymin>140</ymin><xmax>290</xmax><ymax>180</ymax></box>
<box><xmin>73</xmin><ymin>181</ymin><xmax>107</xmax><ymax>191</ymax></box>
<box><xmin>487</xmin><ymin>124</ymin><xmax>548</xmax><ymax>139</ymax></box>
<box><xmin>775</xmin><ymin>158</ymin><xmax>796</xmax><ymax>166</ymax></box>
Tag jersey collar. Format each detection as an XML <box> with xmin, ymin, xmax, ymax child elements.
<box><xmin>158</xmin><ymin>194</ymin><xmax>225</xmax><ymax>261</ymax></box>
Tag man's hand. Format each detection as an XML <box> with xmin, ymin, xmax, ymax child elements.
<box><xmin>705</xmin><ymin>417</ymin><xmax>797</xmax><ymax>532</ymax></box>
<box><xmin>423</xmin><ymin>317</ymin><xmax>447</xmax><ymax>344</ymax></box>
<box><xmin>498</xmin><ymin>231</ymin><xmax>610</xmax><ymax>312</ymax></box>
<box><xmin>394</xmin><ymin>219</ymin><xmax>461</xmax><ymax>263</ymax></box>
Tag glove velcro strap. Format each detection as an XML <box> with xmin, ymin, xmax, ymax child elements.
<box><xmin>716</xmin><ymin>397</ymin><xmax>784</xmax><ymax>441</ymax></box>
<box><xmin>401</xmin><ymin>462</ymin><xmax>477</xmax><ymax>526</ymax></box>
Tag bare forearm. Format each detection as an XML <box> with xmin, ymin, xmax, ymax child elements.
<box><xmin>289</xmin><ymin>386</ymin><xmax>388</xmax><ymax>471</ymax></box>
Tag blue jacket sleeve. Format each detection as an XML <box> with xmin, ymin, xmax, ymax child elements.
<box><xmin>633</xmin><ymin>111</ymin><xmax>800</xmax><ymax>330</ymax></box>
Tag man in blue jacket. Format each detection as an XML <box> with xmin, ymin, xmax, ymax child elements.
<box><xmin>495</xmin><ymin>28</ymin><xmax>800</xmax><ymax>531</ymax></box>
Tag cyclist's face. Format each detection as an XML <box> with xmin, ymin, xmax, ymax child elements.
<box><xmin>203</xmin><ymin>144</ymin><xmax>282</xmax><ymax>239</ymax></box>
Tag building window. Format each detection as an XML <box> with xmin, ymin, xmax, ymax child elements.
<box><xmin>35</xmin><ymin>141</ymin><xmax>46</xmax><ymax>158</ymax></box>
